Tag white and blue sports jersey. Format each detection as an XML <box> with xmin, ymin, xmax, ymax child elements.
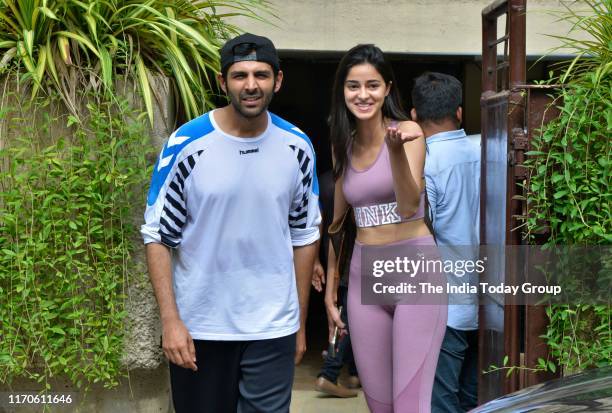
<box><xmin>141</xmin><ymin>110</ymin><xmax>321</xmax><ymax>340</ymax></box>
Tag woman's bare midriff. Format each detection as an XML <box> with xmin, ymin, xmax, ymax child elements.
<box><xmin>356</xmin><ymin>218</ymin><xmax>431</xmax><ymax>246</ymax></box>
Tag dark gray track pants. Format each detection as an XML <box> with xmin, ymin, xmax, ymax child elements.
<box><xmin>169</xmin><ymin>333</ymin><xmax>296</xmax><ymax>413</ymax></box>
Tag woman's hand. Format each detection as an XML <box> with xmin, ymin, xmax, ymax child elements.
<box><xmin>324</xmin><ymin>296</ymin><xmax>346</xmax><ymax>341</ymax></box>
<box><xmin>385</xmin><ymin>125</ymin><xmax>422</xmax><ymax>152</ymax></box>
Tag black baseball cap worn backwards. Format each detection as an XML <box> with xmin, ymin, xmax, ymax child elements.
<box><xmin>220</xmin><ymin>33</ymin><xmax>280</xmax><ymax>75</ymax></box>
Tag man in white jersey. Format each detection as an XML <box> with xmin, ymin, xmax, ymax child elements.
<box><xmin>141</xmin><ymin>33</ymin><xmax>321</xmax><ymax>413</ymax></box>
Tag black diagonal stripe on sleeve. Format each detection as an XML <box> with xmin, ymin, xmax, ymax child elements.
<box><xmin>287</xmin><ymin>142</ymin><xmax>315</xmax><ymax>231</ymax></box>
<box><xmin>162</xmin><ymin>207</ymin><xmax>185</xmax><ymax>229</ymax></box>
<box><xmin>289</xmin><ymin>204</ymin><xmax>307</xmax><ymax>216</ymax></box>
<box><xmin>300</xmin><ymin>156</ymin><xmax>310</xmax><ymax>175</ymax></box>
<box><xmin>290</xmin><ymin>211</ymin><xmax>308</xmax><ymax>222</ymax></box>
<box><xmin>296</xmin><ymin>148</ymin><xmax>305</xmax><ymax>163</ymax></box>
<box><xmin>158</xmin><ymin>150</ymin><xmax>205</xmax><ymax>248</ymax></box>
<box><xmin>178</xmin><ymin>161</ymin><xmax>190</xmax><ymax>179</ymax></box>
<box><xmin>166</xmin><ymin>193</ymin><xmax>187</xmax><ymax>217</ymax></box>
<box><xmin>160</xmin><ymin>217</ymin><xmax>181</xmax><ymax>236</ymax></box>
<box><xmin>169</xmin><ymin>181</ymin><xmax>183</xmax><ymax>198</ymax></box>
<box><xmin>290</xmin><ymin>205</ymin><xmax>307</xmax><ymax>217</ymax></box>
<box><xmin>160</xmin><ymin>234</ymin><xmax>179</xmax><ymax>248</ymax></box>
<box><xmin>175</xmin><ymin>172</ymin><xmax>185</xmax><ymax>190</ymax></box>
<box><xmin>187</xmin><ymin>155</ymin><xmax>196</xmax><ymax>169</ymax></box>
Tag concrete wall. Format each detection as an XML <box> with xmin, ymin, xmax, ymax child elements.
<box><xmin>229</xmin><ymin>0</ymin><xmax>585</xmax><ymax>56</ymax></box>
<box><xmin>0</xmin><ymin>77</ymin><xmax>173</xmax><ymax>412</ymax></box>
<box><xmin>1</xmin><ymin>366</ymin><xmax>171</xmax><ymax>413</ymax></box>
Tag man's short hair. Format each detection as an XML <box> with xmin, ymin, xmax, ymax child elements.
<box><xmin>412</xmin><ymin>72</ymin><xmax>462</xmax><ymax>123</ymax></box>
<box><xmin>220</xmin><ymin>33</ymin><xmax>280</xmax><ymax>78</ymax></box>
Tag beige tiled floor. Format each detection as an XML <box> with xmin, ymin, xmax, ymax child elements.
<box><xmin>290</xmin><ymin>390</ymin><xmax>370</xmax><ymax>413</ymax></box>
<box><xmin>290</xmin><ymin>349</ymin><xmax>369</xmax><ymax>413</ymax></box>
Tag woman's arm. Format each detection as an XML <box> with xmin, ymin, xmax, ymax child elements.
<box><xmin>324</xmin><ymin>171</ymin><xmax>349</xmax><ymax>336</ymax></box>
<box><xmin>385</xmin><ymin>120</ymin><xmax>426</xmax><ymax>218</ymax></box>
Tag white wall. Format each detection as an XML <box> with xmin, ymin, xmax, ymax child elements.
<box><xmin>229</xmin><ymin>0</ymin><xmax>586</xmax><ymax>56</ymax></box>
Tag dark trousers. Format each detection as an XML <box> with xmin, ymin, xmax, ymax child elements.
<box><xmin>169</xmin><ymin>333</ymin><xmax>296</xmax><ymax>413</ymax></box>
<box><xmin>431</xmin><ymin>327</ymin><xmax>478</xmax><ymax>413</ymax></box>
<box><xmin>318</xmin><ymin>286</ymin><xmax>358</xmax><ymax>382</ymax></box>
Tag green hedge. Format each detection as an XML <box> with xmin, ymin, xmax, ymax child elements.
<box><xmin>0</xmin><ymin>94</ymin><xmax>151</xmax><ymax>389</ymax></box>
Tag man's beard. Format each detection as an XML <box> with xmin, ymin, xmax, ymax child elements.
<box><xmin>228</xmin><ymin>89</ymin><xmax>274</xmax><ymax>119</ymax></box>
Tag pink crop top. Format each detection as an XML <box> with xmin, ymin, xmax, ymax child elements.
<box><xmin>342</xmin><ymin>140</ymin><xmax>425</xmax><ymax>228</ymax></box>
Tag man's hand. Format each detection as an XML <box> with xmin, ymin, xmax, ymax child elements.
<box><xmin>146</xmin><ymin>243</ymin><xmax>197</xmax><ymax>371</ymax></box>
<box><xmin>311</xmin><ymin>258</ymin><xmax>325</xmax><ymax>292</ymax></box>
<box><xmin>295</xmin><ymin>328</ymin><xmax>307</xmax><ymax>365</ymax></box>
<box><xmin>162</xmin><ymin>317</ymin><xmax>197</xmax><ymax>371</ymax></box>
<box><xmin>293</xmin><ymin>243</ymin><xmax>317</xmax><ymax>365</ymax></box>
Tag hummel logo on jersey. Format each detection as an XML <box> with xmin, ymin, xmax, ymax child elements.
<box><xmin>239</xmin><ymin>148</ymin><xmax>259</xmax><ymax>155</ymax></box>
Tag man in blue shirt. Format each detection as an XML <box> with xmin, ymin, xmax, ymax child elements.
<box><xmin>411</xmin><ymin>72</ymin><xmax>480</xmax><ymax>412</ymax></box>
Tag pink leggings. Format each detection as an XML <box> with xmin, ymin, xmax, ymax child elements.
<box><xmin>347</xmin><ymin>236</ymin><xmax>447</xmax><ymax>413</ymax></box>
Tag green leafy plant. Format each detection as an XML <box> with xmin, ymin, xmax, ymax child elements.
<box><xmin>524</xmin><ymin>0</ymin><xmax>611</xmax><ymax>374</ymax></box>
<box><xmin>484</xmin><ymin>354</ymin><xmax>557</xmax><ymax>378</ymax></box>
<box><xmin>526</xmin><ymin>77</ymin><xmax>610</xmax><ymax>244</ymax></box>
<box><xmin>0</xmin><ymin>0</ymin><xmax>273</xmax><ymax>123</ymax></box>
<box><xmin>0</xmin><ymin>0</ymin><xmax>273</xmax><ymax>396</ymax></box>
<box><xmin>0</xmin><ymin>92</ymin><xmax>152</xmax><ymax>390</ymax></box>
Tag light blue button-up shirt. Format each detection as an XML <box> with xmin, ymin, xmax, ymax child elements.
<box><xmin>425</xmin><ymin>129</ymin><xmax>480</xmax><ymax>330</ymax></box>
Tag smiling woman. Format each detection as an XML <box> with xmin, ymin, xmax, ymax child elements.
<box><xmin>324</xmin><ymin>44</ymin><xmax>445</xmax><ymax>413</ymax></box>
<box><xmin>343</xmin><ymin>64</ymin><xmax>390</xmax><ymax>122</ymax></box>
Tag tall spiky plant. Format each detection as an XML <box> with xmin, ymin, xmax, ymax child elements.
<box><xmin>544</xmin><ymin>0</ymin><xmax>611</xmax><ymax>85</ymax></box>
<box><xmin>0</xmin><ymin>0</ymin><xmax>274</xmax><ymax>123</ymax></box>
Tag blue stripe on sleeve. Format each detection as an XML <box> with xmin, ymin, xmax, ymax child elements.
<box><xmin>147</xmin><ymin>113</ymin><xmax>214</xmax><ymax>206</ymax></box>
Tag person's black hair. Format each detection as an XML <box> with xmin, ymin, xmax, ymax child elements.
<box><xmin>411</xmin><ymin>72</ymin><xmax>462</xmax><ymax>124</ymax></box>
<box><xmin>329</xmin><ymin>44</ymin><xmax>408</xmax><ymax>180</ymax></box>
